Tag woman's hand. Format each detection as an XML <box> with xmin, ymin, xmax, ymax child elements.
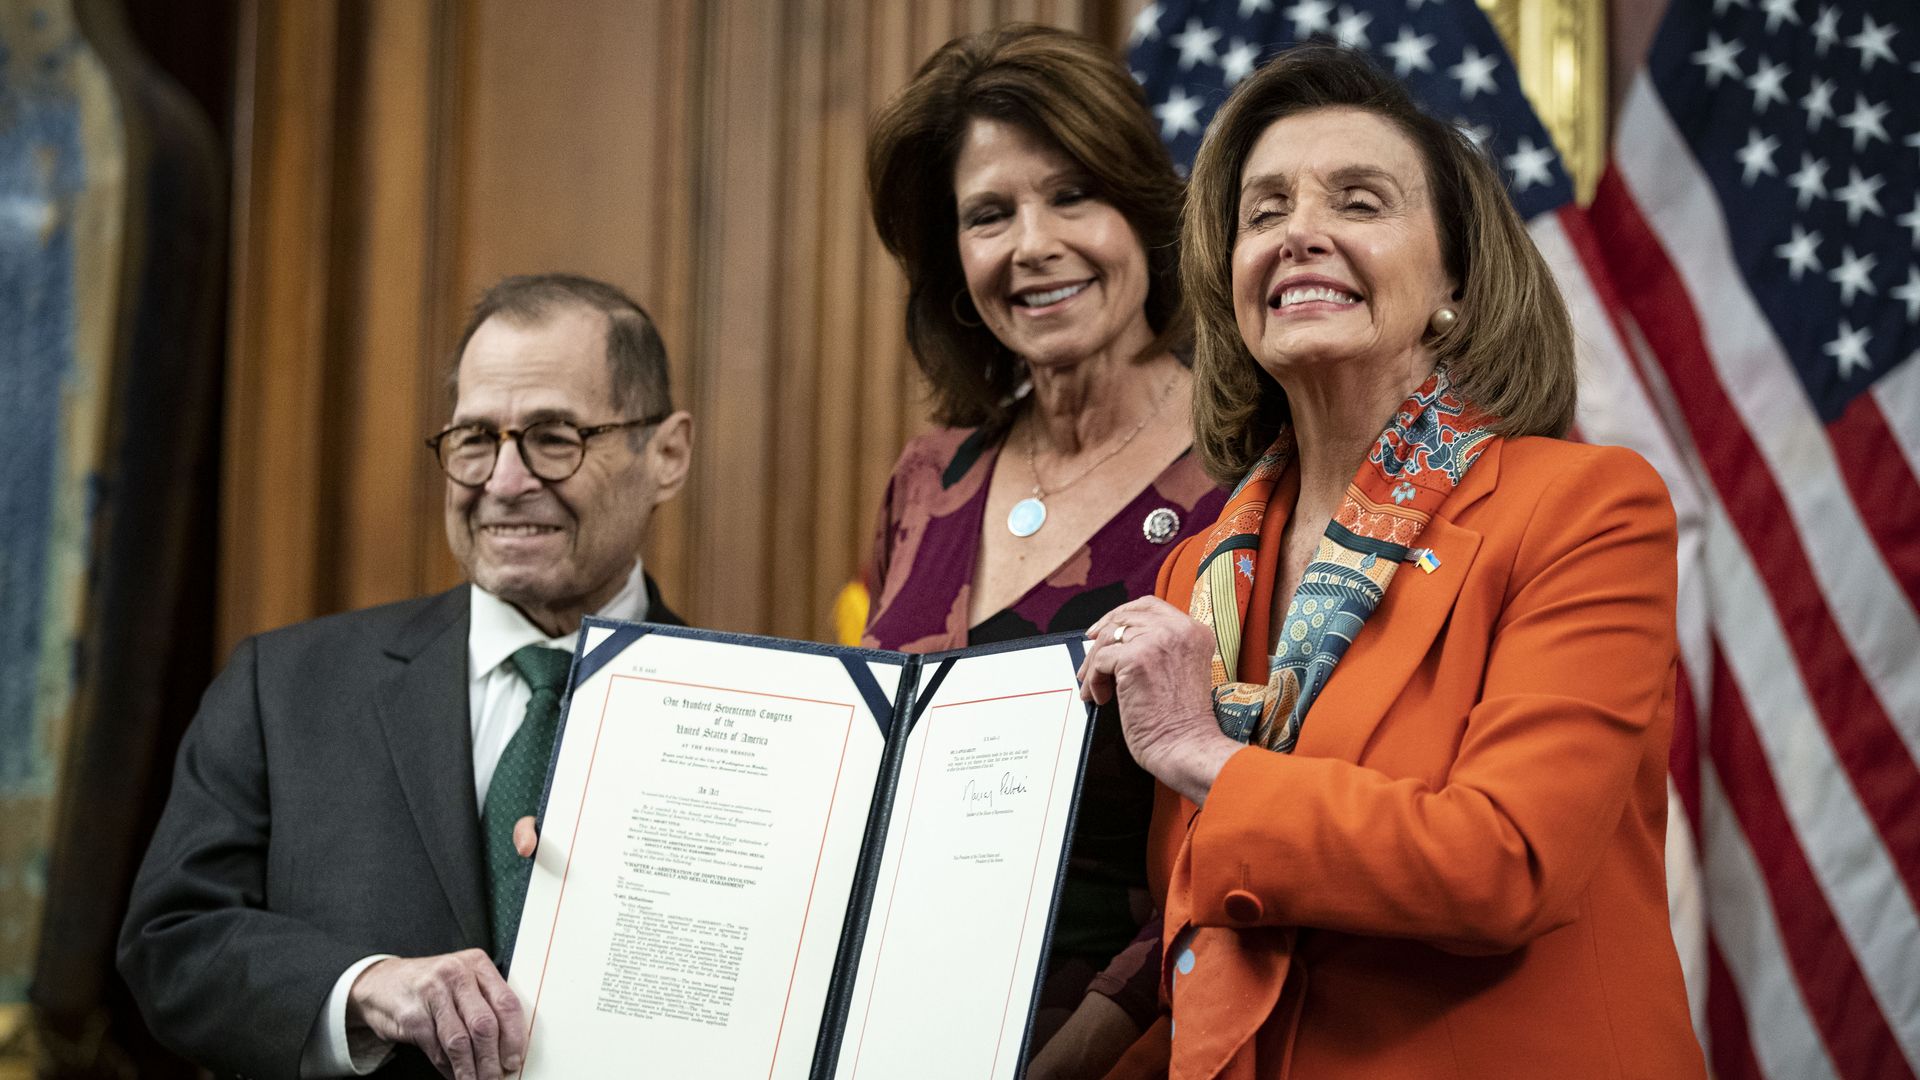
<box><xmin>1025</xmin><ymin>993</ymin><xmax>1139</xmax><ymax>1080</ymax></box>
<box><xmin>1079</xmin><ymin>597</ymin><xmax>1242</xmax><ymax>804</ymax></box>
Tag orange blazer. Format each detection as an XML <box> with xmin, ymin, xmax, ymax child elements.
<box><xmin>1134</xmin><ymin>437</ymin><xmax>1703</xmax><ymax>1080</ymax></box>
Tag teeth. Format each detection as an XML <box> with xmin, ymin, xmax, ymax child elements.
<box><xmin>486</xmin><ymin>524</ymin><xmax>558</xmax><ymax>536</ymax></box>
<box><xmin>1276</xmin><ymin>285</ymin><xmax>1358</xmax><ymax>307</ymax></box>
<box><xmin>1017</xmin><ymin>282</ymin><xmax>1088</xmax><ymax>307</ymax></box>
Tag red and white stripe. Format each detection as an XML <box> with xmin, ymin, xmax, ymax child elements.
<box><xmin>1545</xmin><ymin>70</ymin><xmax>1920</xmax><ymax>1080</ymax></box>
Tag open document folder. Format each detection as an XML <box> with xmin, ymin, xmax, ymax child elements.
<box><xmin>504</xmin><ymin>621</ymin><xmax>1098</xmax><ymax>1079</ymax></box>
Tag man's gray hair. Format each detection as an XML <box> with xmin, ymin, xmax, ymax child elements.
<box><xmin>451</xmin><ymin>273</ymin><xmax>673</xmax><ymax>417</ymax></box>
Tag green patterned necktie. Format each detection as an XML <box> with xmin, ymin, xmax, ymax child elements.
<box><xmin>483</xmin><ymin>644</ymin><xmax>572</xmax><ymax>958</ymax></box>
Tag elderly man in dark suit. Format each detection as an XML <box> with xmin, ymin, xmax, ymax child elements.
<box><xmin>120</xmin><ymin>274</ymin><xmax>694</xmax><ymax>1080</ymax></box>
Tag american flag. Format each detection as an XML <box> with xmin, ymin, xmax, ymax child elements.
<box><xmin>1130</xmin><ymin>1</ymin><xmax>1920</xmax><ymax>1077</ymax></box>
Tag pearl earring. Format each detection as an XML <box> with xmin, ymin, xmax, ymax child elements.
<box><xmin>1428</xmin><ymin>307</ymin><xmax>1458</xmax><ymax>334</ymax></box>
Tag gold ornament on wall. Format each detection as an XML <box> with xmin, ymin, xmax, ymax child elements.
<box><xmin>1475</xmin><ymin>0</ymin><xmax>1608</xmax><ymax>204</ymax></box>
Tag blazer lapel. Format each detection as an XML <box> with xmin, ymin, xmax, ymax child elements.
<box><xmin>376</xmin><ymin>588</ymin><xmax>490</xmax><ymax>947</ymax></box>
<box><xmin>1296</xmin><ymin>440</ymin><xmax>1502</xmax><ymax>765</ymax></box>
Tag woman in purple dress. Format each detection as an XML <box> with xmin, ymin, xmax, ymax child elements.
<box><xmin>862</xmin><ymin>24</ymin><xmax>1227</xmax><ymax>1073</ymax></box>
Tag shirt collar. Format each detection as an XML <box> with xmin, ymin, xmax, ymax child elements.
<box><xmin>468</xmin><ymin>559</ymin><xmax>651</xmax><ymax>682</ymax></box>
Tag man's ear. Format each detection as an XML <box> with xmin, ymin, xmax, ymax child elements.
<box><xmin>644</xmin><ymin>410</ymin><xmax>694</xmax><ymax>508</ymax></box>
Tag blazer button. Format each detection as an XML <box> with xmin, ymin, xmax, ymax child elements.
<box><xmin>1224</xmin><ymin>889</ymin><xmax>1264</xmax><ymax>923</ymax></box>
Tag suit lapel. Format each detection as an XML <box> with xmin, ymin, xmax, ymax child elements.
<box><xmin>1296</xmin><ymin>440</ymin><xmax>1502</xmax><ymax>765</ymax></box>
<box><xmin>643</xmin><ymin>571</ymin><xmax>685</xmax><ymax>627</ymax></box>
<box><xmin>376</xmin><ymin>588</ymin><xmax>490</xmax><ymax>947</ymax></box>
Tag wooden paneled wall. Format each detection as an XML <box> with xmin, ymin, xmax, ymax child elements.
<box><xmin>221</xmin><ymin>0</ymin><xmax>1121</xmax><ymax>650</ymax></box>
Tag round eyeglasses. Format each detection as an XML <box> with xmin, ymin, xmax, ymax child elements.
<box><xmin>425</xmin><ymin>413</ymin><xmax>669</xmax><ymax>487</ymax></box>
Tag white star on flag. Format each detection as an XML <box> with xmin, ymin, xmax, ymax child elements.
<box><xmin>1811</xmin><ymin>4</ymin><xmax>1841</xmax><ymax>53</ymax></box>
<box><xmin>1171</xmin><ymin>18</ymin><xmax>1222</xmax><ymax>69</ymax></box>
<box><xmin>1505</xmin><ymin>138</ymin><xmax>1556</xmax><ymax>191</ymax></box>
<box><xmin>1786</xmin><ymin>153</ymin><xmax>1828</xmax><ymax>208</ymax></box>
<box><xmin>1846</xmin><ymin>13</ymin><xmax>1899</xmax><ymax>70</ymax></box>
<box><xmin>1775</xmin><ymin>224</ymin><xmax>1823</xmax><ymax>280</ymax></box>
<box><xmin>1283</xmin><ymin>0</ymin><xmax>1335</xmax><ymax>38</ymax></box>
<box><xmin>1736</xmin><ymin>128</ymin><xmax>1781</xmax><ymax>184</ymax></box>
<box><xmin>1691</xmin><ymin>33</ymin><xmax>1745</xmax><ymax>87</ymax></box>
<box><xmin>1220</xmin><ymin>39</ymin><xmax>1261</xmax><ymax>85</ymax></box>
<box><xmin>1801</xmin><ymin>78</ymin><xmax>1837</xmax><ymax>131</ymax></box>
<box><xmin>1383</xmin><ymin>25</ymin><xmax>1437</xmax><ymax>75</ymax></box>
<box><xmin>1333</xmin><ymin>5</ymin><xmax>1373</xmax><ymax>47</ymax></box>
<box><xmin>1238</xmin><ymin>0</ymin><xmax>1275</xmax><ymax>16</ymax></box>
<box><xmin>1454</xmin><ymin>117</ymin><xmax>1492</xmax><ymax>150</ymax></box>
<box><xmin>1153</xmin><ymin>85</ymin><xmax>1204</xmax><ymax>139</ymax></box>
<box><xmin>1834</xmin><ymin>167</ymin><xmax>1886</xmax><ymax>223</ymax></box>
<box><xmin>1130</xmin><ymin>2</ymin><xmax>1165</xmax><ymax>46</ymax></box>
<box><xmin>1823</xmin><ymin>319</ymin><xmax>1873</xmax><ymax>376</ymax></box>
<box><xmin>1898</xmin><ymin>193</ymin><xmax>1920</xmax><ymax>249</ymax></box>
<box><xmin>1448</xmin><ymin>45</ymin><xmax>1498</xmax><ymax>100</ymax></box>
<box><xmin>1892</xmin><ymin>266</ymin><xmax>1920</xmax><ymax>321</ymax></box>
<box><xmin>1837</xmin><ymin>94</ymin><xmax>1890</xmax><ymax>152</ymax></box>
<box><xmin>1745</xmin><ymin>57</ymin><xmax>1790</xmax><ymax>112</ymax></box>
<box><xmin>1827</xmin><ymin>246</ymin><xmax>1878</xmax><ymax>305</ymax></box>
<box><xmin>1761</xmin><ymin>0</ymin><xmax>1801</xmax><ymax>32</ymax></box>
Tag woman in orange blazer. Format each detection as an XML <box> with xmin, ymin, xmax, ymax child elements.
<box><xmin>1075</xmin><ymin>47</ymin><xmax>1704</xmax><ymax>1079</ymax></box>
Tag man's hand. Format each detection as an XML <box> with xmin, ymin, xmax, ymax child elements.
<box><xmin>347</xmin><ymin>950</ymin><xmax>526</xmax><ymax>1080</ymax></box>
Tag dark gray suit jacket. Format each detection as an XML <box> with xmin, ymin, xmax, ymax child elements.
<box><xmin>119</xmin><ymin>580</ymin><xmax>682</xmax><ymax>1079</ymax></box>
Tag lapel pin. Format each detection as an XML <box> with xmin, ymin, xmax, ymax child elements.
<box><xmin>1414</xmin><ymin>548</ymin><xmax>1441</xmax><ymax>574</ymax></box>
<box><xmin>1143</xmin><ymin>507</ymin><xmax>1181</xmax><ymax>545</ymax></box>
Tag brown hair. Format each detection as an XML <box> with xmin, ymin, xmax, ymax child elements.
<box><xmin>1183</xmin><ymin>45</ymin><xmax>1575</xmax><ymax>486</ymax></box>
<box><xmin>452</xmin><ymin>272</ymin><xmax>674</xmax><ymax>418</ymax></box>
<box><xmin>867</xmin><ymin>23</ymin><xmax>1188</xmax><ymax>430</ymax></box>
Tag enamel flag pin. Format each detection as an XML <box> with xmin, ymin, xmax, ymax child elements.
<box><xmin>1413</xmin><ymin>549</ymin><xmax>1441</xmax><ymax>574</ymax></box>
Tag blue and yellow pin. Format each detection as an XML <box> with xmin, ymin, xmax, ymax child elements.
<box><xmin>1413</xmin><ymin>548</ymin><xmax>1442</xmax><ymax>574</ymax></box>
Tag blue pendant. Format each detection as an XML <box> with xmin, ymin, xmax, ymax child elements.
<box><xmin>1007</xmin><ymin>496</ymin><xmax>1047</xmax><ymax>537</ymax></box>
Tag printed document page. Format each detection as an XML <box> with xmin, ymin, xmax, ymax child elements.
<box><xmin>832</xmin><ymin>641</ymin><xmax>1090</xmax><ymax>1080</ymax></box>
<box><xmin>509</xmin><ymin>629</ymin><xmax>898</xmax><ymax>1079</ymax></box>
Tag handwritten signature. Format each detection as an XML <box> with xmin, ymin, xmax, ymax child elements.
<box><xmin>961</xmin><ymin>772</ymin><xmax>1029</xmax><ymax>811</ymax></box>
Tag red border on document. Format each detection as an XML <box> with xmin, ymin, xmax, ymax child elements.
<box><xmin>848</xmin><ymin>687</ymin><xmax>1076</xmax><ymax>1079</ymax></box>
<box><xmin>515</xmin><ymin>674</ymin><xmax>858</xmax><ymax>1079</ymax></box>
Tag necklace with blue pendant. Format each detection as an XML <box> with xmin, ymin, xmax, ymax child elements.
<box><xmin>1007</xmin><ymin>372</ymin><xmax>1179</xmax><ymax>538</ymax></box>
<box><xmin>1007</xmin><ymin>495</ymin><xmax>1047</xmax><ymax>537</ymax></box>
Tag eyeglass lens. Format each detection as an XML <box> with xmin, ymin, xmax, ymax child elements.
<box><xmin>438</xmin><ymin>421</ymin><xmax>587</xmax><ymax>485</ymax></box>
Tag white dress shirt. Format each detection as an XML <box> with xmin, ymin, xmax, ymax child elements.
<box><xmin>300</xmin><ymin>561</ymin><xmax>651</xmax><ymax>1076</ymax></box>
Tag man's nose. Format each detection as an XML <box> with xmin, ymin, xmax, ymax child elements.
<box><xmin>484</xmin><ymin>435</ymin><xmax>545</xmax><ymax>498</ymax></box>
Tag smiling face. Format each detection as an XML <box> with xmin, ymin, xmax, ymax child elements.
<box><xmin>952</xmin><ymin>117</ymin><xmax>1155</xmax><ymax>370</ymax></box>
<box><xmin>1230</xmin><ymin>107</ymin><xmax>1456</xmax><ymax>386</ymax></box>
<box><xmin>445</xmin><ymin>306</ymin><xmax>686</xmax><ymax>633</ymax></box>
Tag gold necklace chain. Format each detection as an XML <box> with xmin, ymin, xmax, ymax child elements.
<box><xmin>1023</xmin><ymin>371</ymin><xmax>1180</xmax><ymax>499</ymax></box>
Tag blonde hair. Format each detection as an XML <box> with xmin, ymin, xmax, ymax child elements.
<box><xmin>1182</xmin><ymin>45</ymin><xmax>1575</xmax><ymax>486</ymax></box>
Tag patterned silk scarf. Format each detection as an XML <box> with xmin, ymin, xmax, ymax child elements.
<box><xmin>1188</xmin><ymin>368</ymin><xmax>1497</xmax><ymax>751</ymax></box>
